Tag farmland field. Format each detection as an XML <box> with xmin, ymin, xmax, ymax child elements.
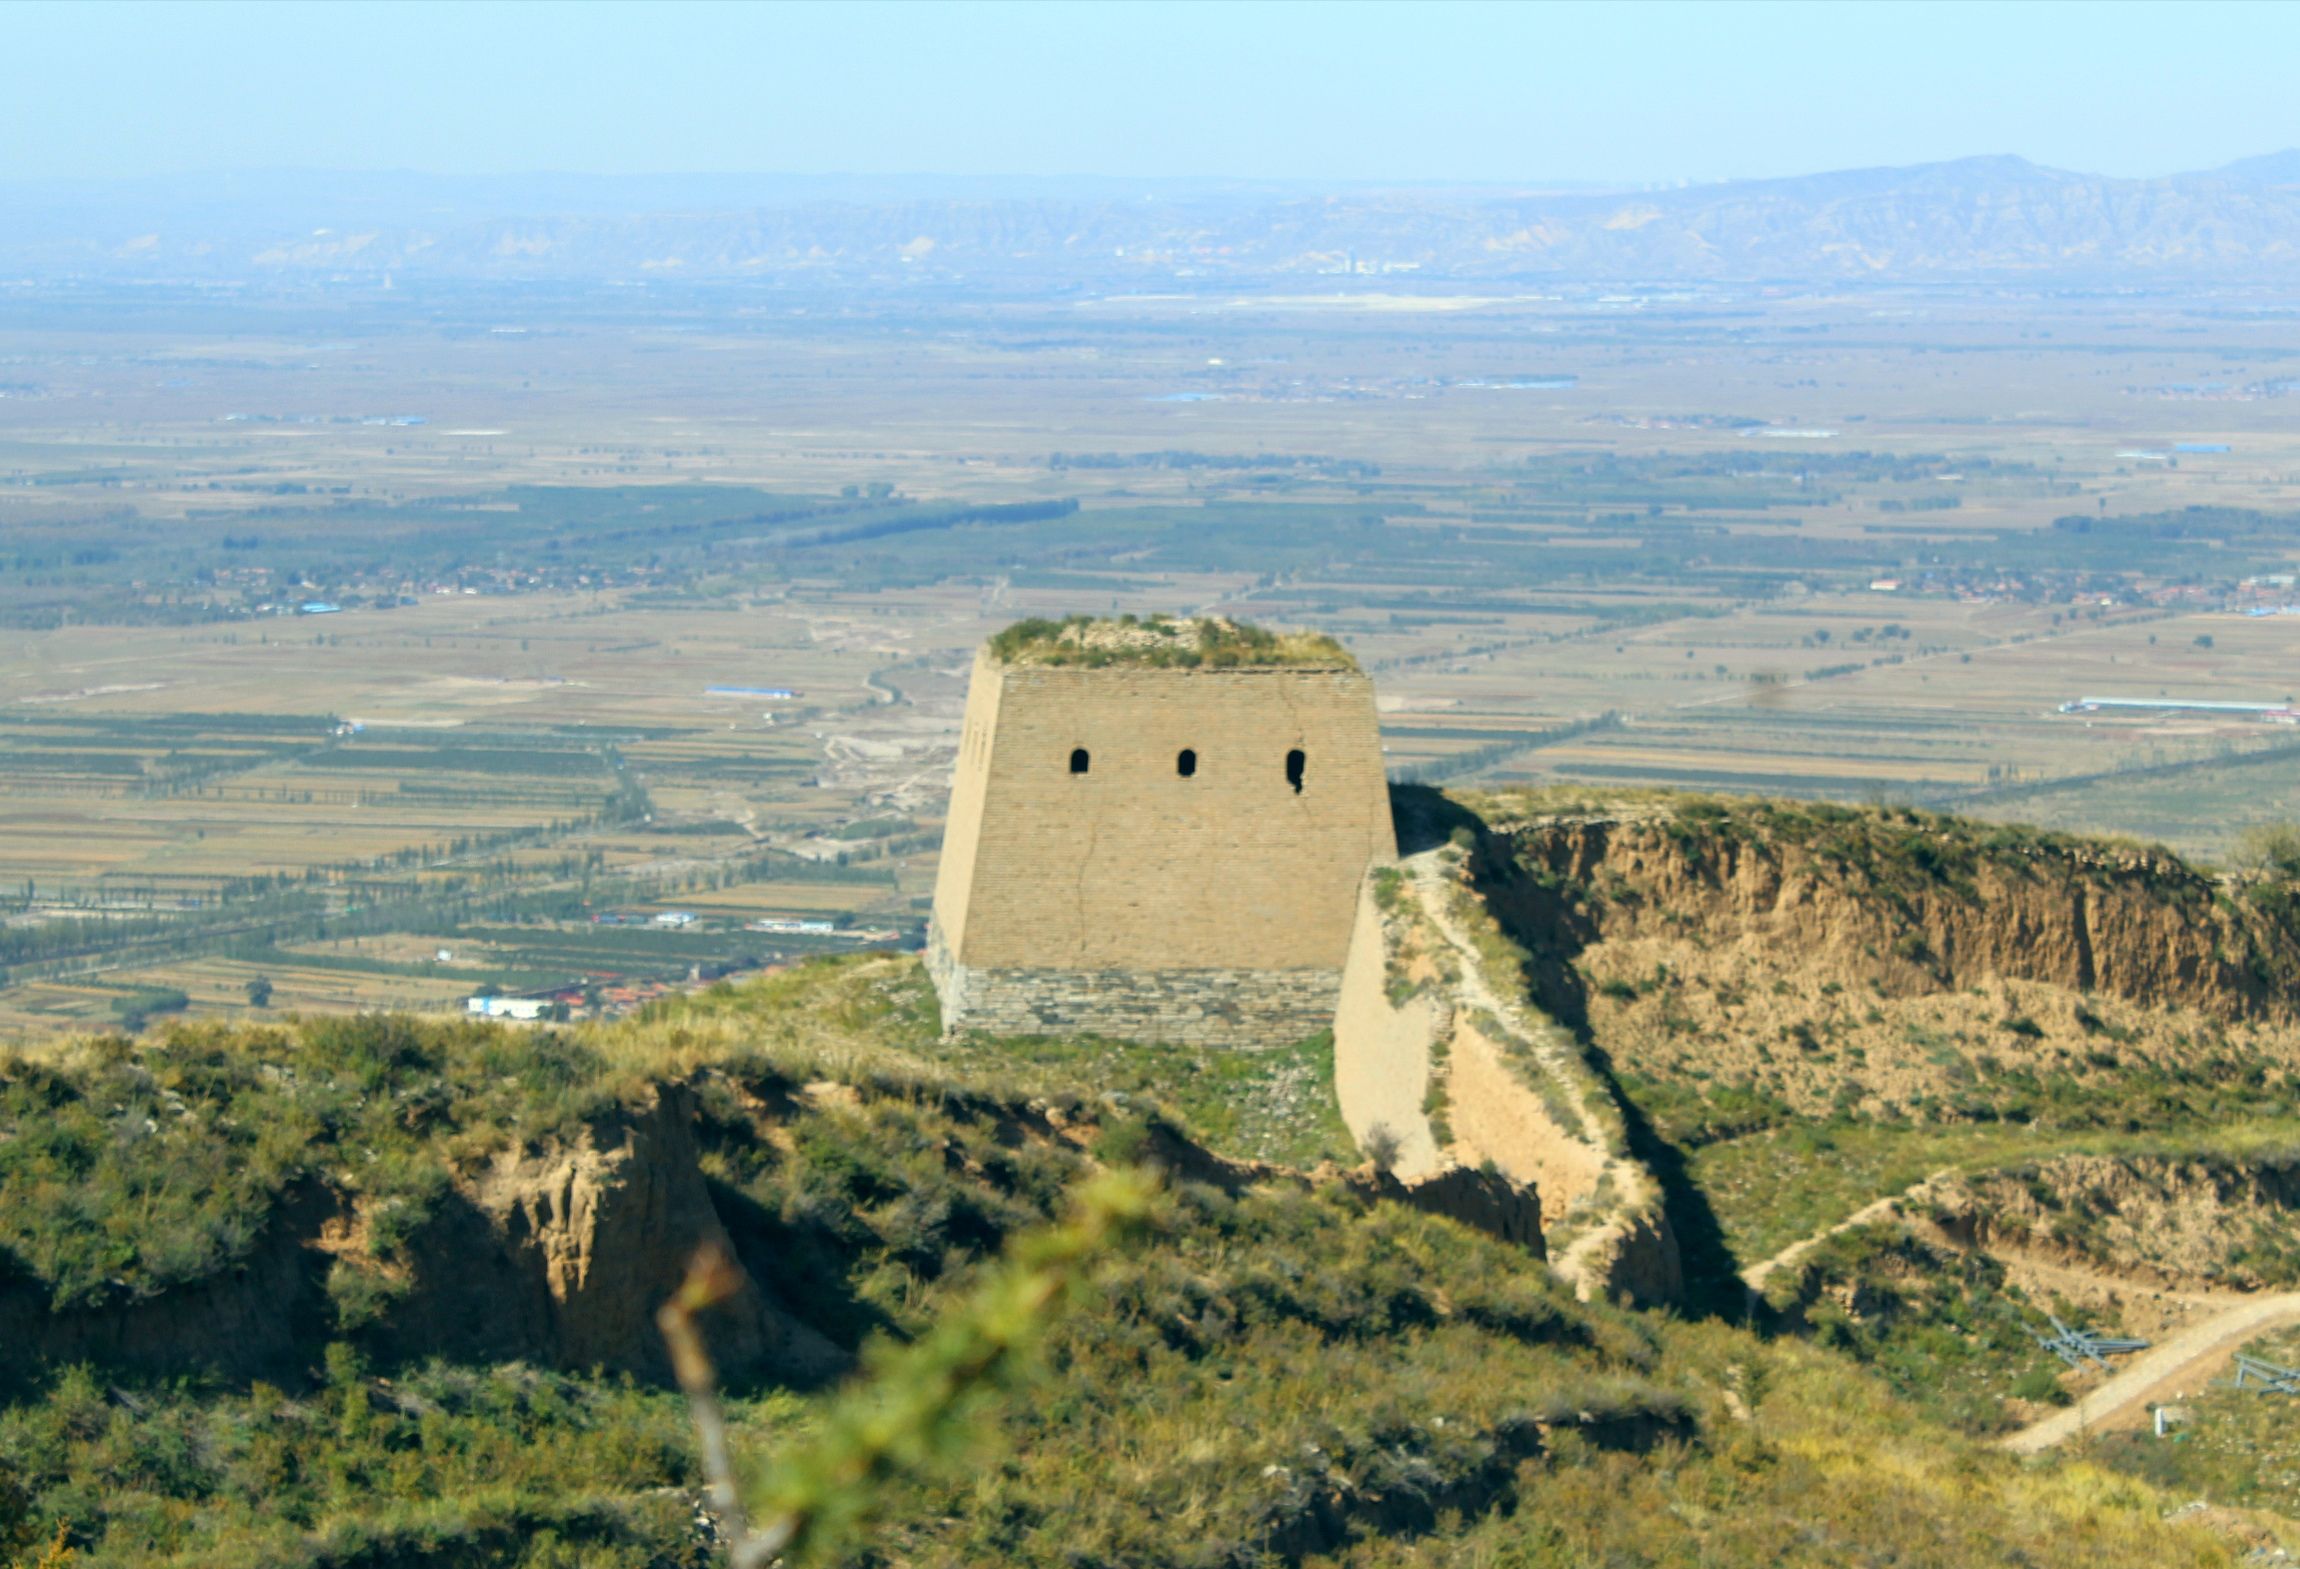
<box><xmin>7</xmin><ymin>278</ymin><xmax>2300</xmax><ymax>1032</ymax></box>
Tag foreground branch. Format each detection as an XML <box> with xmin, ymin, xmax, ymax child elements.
<box><xmin>660</xmin><ymin>1168</ymin><xmax>1155</xmax><ymax>1567</ymax></box>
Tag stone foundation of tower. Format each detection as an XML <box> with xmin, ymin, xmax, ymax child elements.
<box><xmin>926</xmin><ymin>919</ymin><xmax>1344</xmax><ymax>1047</ymax></box>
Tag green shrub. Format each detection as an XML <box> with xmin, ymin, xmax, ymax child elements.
<box><xmin>0</xmin><ymin>950</ymin><xmax>2263</xmax><ymax>1569</ymax></box>
<box><xmin>2009</xmin><ymin>1363</ymin><xmax>2070</xmax><ymax>1406</ymax></box>
<box><xmin>1089</xmin><ymin>1114</ymin><xmax>1153</xmax><ymax>1168</ymax></box>
<box><xmin>325</xmin><ymin>1259</ymin><xmax>410</xmax><ymax>1332</ymax></box>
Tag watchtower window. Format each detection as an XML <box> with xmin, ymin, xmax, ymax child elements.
<box><xmin>1069</xmin><ymin>747</ymin><xmax>1090</xmax><ymax>775</ymax></box>
<box><xmin>1285</xmin><ymin>748</ymin><xmax>1306</xmax><ymax>793</ymax></box>
<box><xmin>1176</xmin><ymin>748</ymin><xmax>1198</xmax><ymax>778</ymax></box>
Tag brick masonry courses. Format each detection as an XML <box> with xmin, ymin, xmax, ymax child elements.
<box><xmin>928</xmin><ymin>649</ymin><xmax>1395</xmax><ymax>1048</ymax></box>
<box><xmin>926</xmin><ymin>928</ymin><xmax>1344</xmax><ymax>1046</ymax></box>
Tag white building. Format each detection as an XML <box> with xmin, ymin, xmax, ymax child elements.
<box><xmin>466</xmin><ymin>996</ymin><xmax>547</xmax><ymax>1021</ymax></box>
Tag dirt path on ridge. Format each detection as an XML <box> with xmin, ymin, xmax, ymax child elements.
<box><xmin>1402</xmin><ymin>851</ymin><xmax>1651</xmax><ymax>1287</ymax></box>
<box><xmin>1739</xmin><ymin>1172</ymin><xmax>1955</xmax><ymax>1294</ymax></box>
<box><xmin>1406</xmin><ymin>851</ymin><xmax>1596</xmax><ymax>1125</ymax></box>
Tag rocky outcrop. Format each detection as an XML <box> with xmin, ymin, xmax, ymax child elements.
<box><xmin>1126</xmin><ymin>1089</ymin><xmax>1549</xmax><ymax>1259</ymax></box>
<box><xmin>1346</xmin><ymin>1165</ymin><xmax>1548</xmax><ymax>1256</ymax></box>
<box><xmin>1570</xmin><ymin>1198</ymin><xmax>1685</xmax><ymax>1305</ymax></box>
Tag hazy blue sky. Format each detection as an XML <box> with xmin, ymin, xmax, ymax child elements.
<box><xmin>8</xmin><ymin>0</ymin><xmax>2297</xmax><ymax>186</ymax></box>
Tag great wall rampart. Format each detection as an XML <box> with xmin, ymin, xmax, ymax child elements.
<box><xmin>926</xmin><ymin>617</ymin><xmax>1686</xmax><ymax>1305</ymax></box>
<box><xmin>1329</xmin><ymin>840</ymin><xmax>1682</xmax><ymax>1305</ymax></box>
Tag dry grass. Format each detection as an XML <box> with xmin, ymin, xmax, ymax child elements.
<box><xmin>986</xmin><ymin>613</ymin><xmax>1356</xmax><ymax>670</ymax></box>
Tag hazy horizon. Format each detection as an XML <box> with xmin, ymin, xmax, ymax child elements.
<box><xmin>6</xmin><ymin>146</ymin><xmax>2297</xmax><ymax>197</ymax></box>
<box><xmin>8</xmin><ymin>0</ymin><xmax>2300</xmax><ymax>188</ymax></box>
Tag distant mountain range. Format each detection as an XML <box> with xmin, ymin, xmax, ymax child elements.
<box><xmin>7</xmin><ymin>155</ymin><xmax>2300</xmax><ymax>289</ymax></box>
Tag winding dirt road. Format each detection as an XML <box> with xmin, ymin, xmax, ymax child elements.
<box><xmin>1735</xmin><ymin>1178</ymin><xmax>2300</xmax><ymax>1454</ymax></box>
<box><xmin>2001</xmin><ymin>1291</ymin><xmax>2300</xmax><ymax>1454</ymax></box>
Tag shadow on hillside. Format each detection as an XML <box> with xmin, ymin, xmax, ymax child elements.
<box><xmin>1393</xmin><ymin>783</ymin><xmax>1749</xmax><ymax>1320</ymax></box>
<box><xmin>708</xmin><ymin>1179</ymin><xmax>896</xmax><ymax>1387</ymax></box>
<box><xmin>1390</xmin><ymin>783</ymin><xmax>1484</xmax><ymax>856</ymax></box>
<box><xmin>1575</xmin><ymin>1043</ymin><xmax>1749</xmax><ymax>1320</ymax></box>
<box><xmin>0</xmin><ymin>1182</ymin><xmax>341</xmax><ymax>1396</ymax></box>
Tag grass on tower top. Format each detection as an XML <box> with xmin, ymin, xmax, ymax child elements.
<box><xmin>985</xmin><ymin>614</ymin><xmax>1356</xmax><ymax>670</ymax></box>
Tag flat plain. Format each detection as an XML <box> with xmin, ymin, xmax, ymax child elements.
<box><xmin>7</xmin><ymin>278</ymin><xmax>2300</xmax><ymax>1031</ymax></box>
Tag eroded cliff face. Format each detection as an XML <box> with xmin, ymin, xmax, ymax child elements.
<box><xmin>0</xmin><ymin>1084</ymin><xmax>842</xmax><ymax>1391</ymax></box>
<box><xmin>1492</xmin><ymin>808</ymin><xmax>2286</xmax><ymax>1021</ymax></box>
<box><xmin>371</xmin><ymin>1083</ymin><xmax>846</xmax><ymax>1387</ymax></box>
<box><xmin>1927</xmin><ymin>1152</ymin><xmax>2300</xmax><ymax>1291</ymax></box>
<box><xmin>1</xmin><ymin>1071</ymin><xmax>1555</xmax><ymax>1394</ymax></box>
<box><xmin>1462</xmin><ymin>796</ymin><xmax>2300</xmax><ymax>1122</ymax></box>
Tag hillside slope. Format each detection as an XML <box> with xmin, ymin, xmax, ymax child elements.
<box><xmin>1436</xmin><ymin>787</ymin><xmax>2300</xmax><ymax>1446</ymax></box>
<box><xmin>0</xmin><ymin>954</ymin><xmax>2279</xmax><ymax>1566</ymax></box>
<box><xmin>1463</xmin><ymin>790</ymin><xmax>2300</xmax><ymax>1129</ymax></box>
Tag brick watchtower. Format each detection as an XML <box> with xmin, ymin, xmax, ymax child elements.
<box><xmin>927</xmin><ymin>616</ymin><xmax>1394</xmax><ymax>1047</ymax></box>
